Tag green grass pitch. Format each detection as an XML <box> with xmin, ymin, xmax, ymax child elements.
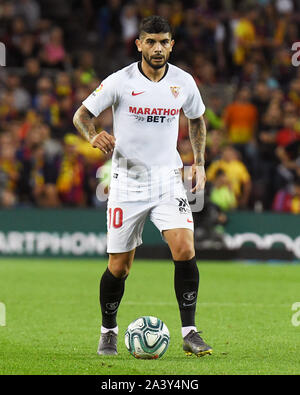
<box><xmin>0</xmin><ymin>258</ymin><xmax>300</xmax><ymax>375</ymax></box>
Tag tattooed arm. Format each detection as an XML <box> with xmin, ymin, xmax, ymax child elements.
<box><xmin>73</xmin><ymin>105</ymin><xmax>97</xmax><ymax>142</ymax></box>
<box><xmin>188</xmin><ymin>115</ymin><xmax>206</xmax><ymax>166</ymax></box>
<box><xmin>73</xmin><ymin>105</ymin><xmax>115</xmax><ymax>154</ymax></box>
<box><xmin>188</xmin><ymin>115</ymin><xmax>207</xmax><ymax>191</ymax></box>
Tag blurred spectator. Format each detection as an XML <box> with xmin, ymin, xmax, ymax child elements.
<box><xmin>214</xmin><ymin>19</ymin><xmax>226</xmax><ymax>75</ymax></box>
<box><xmin>157</xmin><ymin>1</ymin><xmax>172</xmax><ymax>20</ymax></box>
<box><xmin>205</xmin><ymin>129</ymin><xmax>225</xmax><ymax>168</ymax></box>
<box><xmin>198</xmin><ymin>62</ymin><xmax>217</xmax><ymax>85</ymax></box>
<box><xmin>276</xmin><ymin>113</ymin><xmax>300</xmax><ymax>147</ymax></box>
<box><xmin>14</xmin><ymin>0</ymin><xmax>41</xmax><ymax>31</ymax></box>
<box><xmin>223</xmin><ymin>86</ymin><xmax>258</xmax><ymax>145</ymax></box>
<box><xmin>170</xmin><ymin>1</ymin><xmax>184</xmax><ymax>29</ymax></box>
<box><xmin>21</xmin><ymin>58</ymin><xmax>42</xmax><ymax>96</ymax></box>
<box><xmin>252</xmin><ymin>81</ymin><xmax>271</xmax><ymax>130</ymax></box>
<box><xmin>222</xmin><ymin>85</ymin><xmax>259</xmax><ymax>174</ymax></box>
<box><xmin>137</xmin><ymin>0</ymin><xmax>156</xmax><ymax>18</ymax></box>
<box><xmin>0</xmin><ymin>90</ymin><xmax>18</xmax><ymax>122</ymax></box>
<box><xmin>35</xmin><ymin>75</ymin><xmax>54</xmax><ymax>96</ymax></box>
<box><xmin>205</xmin><ymin>96</ymin><xmax>224</xmax><ymax>130</ymax></box>
<box><xmin>0</xmin><ymin>134</ymin><xmax>21</xmax><ymax>207</ymax></box>
<box><xmin>288</xmin><ymin>78</ymin><xmax>300</xmax><ymax>110</ymax></box>
<box><xmin>275</xmin><ymin>139</ymin><xmax>300</xmax><ymax>190</ymax></box>
<box><xmin>8</xmin><ymin>27</ymin><xmax>40</xmax><ymax>67</ymax></box>
<box><xmin>272</xmin><ymin>177</ymin><xmax>300</xmax><ymax>214</ymax></box>
<box><xmin>255</xmin><ymin>101</ymin><xmax>283</xmax><ymax>209</ymax></box>
<box><xmin>259</xmin><ymin>2</ymin><xmax>285</xmax><ymax>49</ymax></box>
<box><xmin>206</xmin><ymin>145</ymin><xmax>252</xmax><ymax>208</ymax></box>
<box><xmin>272</xmin><ymin>46</ymin><xmax>295</xmax><ymax>88</ymax></box>
<box><xmin>73</xmin><ymin>51</ymin><xmax>96</xmax><ymax>87</ymax></box>
<box><xmin>55</xmin><ymin>72</ymin><xmax>72</xmax><ymax>98</ymax></box>
<box><xmin>32</xmin><ymin>148</ymin><xmax>59</xmax><ymax>206</ymax></box>
<box><xmin>34</xmin><ymin>92</ymin><xmax>59</xmax><ymax>128</ymax></box>
<box><xmin>5</xmin><ymin>16</ymin><xmax>27</xmax><ymax>65</ymax></box>
<box><xmin>232</xmin><ymin>6</ymin><xmax>258</xmax><ymax>69</ymax></box>
<box><xmin>121</xmin><ymin>3</ymin><xmax>139</xmax><ymax>57</ymax></box>
<box><xmin>56</xmin><ymin>134</ymin><xmax>87</xmax><ymax>206</ymax></box>
<box><xmin>209</xmin><ymin>169</ymin><xmax>237</xmax><ymax>211</ymax></box>
<box><xmin>97</xmin><ymin>0</ymin><xmax>122</xmax><ymax>52</ymax></box>
<box><xmin>5</xmin><ymin>73</ymin><xmax>31</xmax><ymax>112</ymax></box>
<box><xmin>40</xmin><ymin>26</ymin><xmax>66</xmax><ymax>69</ymax></box>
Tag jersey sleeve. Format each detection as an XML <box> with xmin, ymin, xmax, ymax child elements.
<box><xmin>82</xmin><ymin>72</ymin><xmax>119</xmax><ymax>117</ymax></box>
<box><xmin>182</xmin><ymin>75</ymin><xmax>206</xmax><ymax>119</ymax></box>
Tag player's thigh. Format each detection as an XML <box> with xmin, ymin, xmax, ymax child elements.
<box><xmin>150</xmin><ymin>193</ymin><xmax>195</xmax><ymax>260</ymax></box>
<box><xmin>107</xmin><ymin>200</ymin><xmax>149</xmax><ymax>254</ymax></box>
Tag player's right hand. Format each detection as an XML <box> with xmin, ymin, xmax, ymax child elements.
<box><xmin>90</xmin><ymin>131</ymin><xmax>116</xmax><ymax>154</ymax></box>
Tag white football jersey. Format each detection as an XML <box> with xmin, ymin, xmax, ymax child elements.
<box><xmin>82</xmin><ymin>62</ymin><xmax>205</xmax><ymax>187</ymax></box>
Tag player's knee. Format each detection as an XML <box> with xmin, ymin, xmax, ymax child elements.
<box><xmin>172</xmin><ymin>242</ymin><xmax>195</xmax><ymax>261</ymax></box>
<box><xmin>108</xmin><ymin>259</ymin><xmax>130</xmax><ymax>279</ymax></box>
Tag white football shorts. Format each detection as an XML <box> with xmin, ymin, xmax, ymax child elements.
<box><xmin>106</xmin><ymin>169</ymin><xmax>194</xmax><ymax>253</ymax></box>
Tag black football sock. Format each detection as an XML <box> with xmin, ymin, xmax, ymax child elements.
<box><xmin>173</xmin><ymin>256</ymin><xmax>199</xmax><ymax>328</ymax></box>
<box><xmin>100</xmin><ymin>268</ymin><xmax>127</xmax><ymax>330</ymax></box>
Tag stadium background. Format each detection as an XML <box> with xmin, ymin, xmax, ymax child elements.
<box><xmin>1</xmin><ymin>0</ymin><xmax>300</xmax><ymax>378</ymax></box>
<box><xmin>0</xmin><ymin>0</ymin><xmax>300</xmax><ymax>260</ymax></box>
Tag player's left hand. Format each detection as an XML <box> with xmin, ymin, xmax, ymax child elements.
<box><xmin>188</xmin><ymin>164</ymin><xmax>206</xmax><ymax>192</ymax></box>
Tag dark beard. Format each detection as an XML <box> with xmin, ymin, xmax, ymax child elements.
<box><xmin>142</xmin><ymin>54</ymin><xmax>169</xmax><ymax>70</ymax></box>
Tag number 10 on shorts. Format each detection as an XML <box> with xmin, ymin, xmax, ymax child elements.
<box><xmin>108</xmin><ymin>207</ymin><xmax>123</xmax><ymax>229</ymax></box>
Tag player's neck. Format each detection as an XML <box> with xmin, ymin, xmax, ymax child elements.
<box><xmin>140</xmin><ymin>59</ymin><xmax>167</xmax><ymax>82</ymax></box>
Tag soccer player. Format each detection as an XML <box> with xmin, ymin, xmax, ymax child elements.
<box><xmin>73</xmin><ymin>15</ymin><xmax>212</xmax><ymax>357</ymax></box>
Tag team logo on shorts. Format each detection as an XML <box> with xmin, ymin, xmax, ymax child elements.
<box><xmin>170</xmin><ymin>86</ymin><xmax>180</xmax><ymax>98</ymax></box>
<box><xmin>176</xmin><ymin>197</ymin><xmax>191</xmax><ymax>214</ymax></box>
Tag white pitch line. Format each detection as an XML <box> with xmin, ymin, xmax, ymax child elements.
<box><xmin>123</xmin><ymin>301</ymin><xmax>291</xmax><ymax>307</ymax></box>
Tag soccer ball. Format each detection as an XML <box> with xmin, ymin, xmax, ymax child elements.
<box><xmin>125</xmin><ymin>316</ymin><xmax>170</xmax><ymax>359</ymax></box>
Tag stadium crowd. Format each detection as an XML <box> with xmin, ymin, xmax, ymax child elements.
<box><xmin>1</xmin><ymin>0</ymin><xmax>300</xmax><ymax>214</ymax></box>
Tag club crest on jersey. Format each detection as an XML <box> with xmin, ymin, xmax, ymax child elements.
<box><xmin>170</xmin><ymin>86</ymin><xmax>180</xmax><ymax>98</ymax></box>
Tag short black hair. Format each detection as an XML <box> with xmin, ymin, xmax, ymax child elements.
<box><xmin>139</xmin><ymin>15</ymin><xmax>172</xmax><ymax>38</ymax></box>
